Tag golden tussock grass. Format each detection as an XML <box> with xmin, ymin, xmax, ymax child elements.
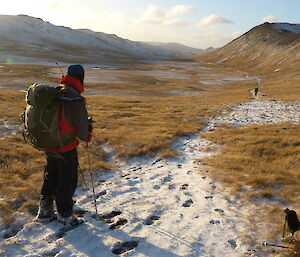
<box><xmin>0</xmin><ymin>134</ymin><xmax>110</xmax><ymax>223</ymax></box>
<box><xmin>202</xmin><ymin>124</ymin><xmax>300</xmax><ymax>254</ymax></box>
<box><xmin>203</xmin><ymin>124</ymin><xmax>300</xmax><ymax>203</ymax></box>
<box><xmin>1</xmin><ymin>58</ymin><xmax>299</xmax><ymax>245</ymax></box>
<box><xmin>86</xmin><ymin>81</ymin><xmax>253</xmax><ymax>159</ymax></box>
<box><xmin>0</xmin><ymin>136</ymin><xmax>43</xmax><ymax>220</ymax></box>
<box><xmin>0</xmin><ymin>62</ymin><xmax>256</xmax><ymax>223</ymax></box>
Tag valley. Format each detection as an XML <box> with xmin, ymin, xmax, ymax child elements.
<box><xmin>0</xmin><ymin>16</ymin><xmax>300</xmax><ymax>256</ymax></box>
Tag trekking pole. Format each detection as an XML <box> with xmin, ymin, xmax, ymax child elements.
<box><xmin>86</xmin><ymin>142</ymin><xmax>98</xmax><ymax>215</ymax></box>
<box><xmin>78</xmin><ymin>164</ymin><xmax>90</xmax><ymax>192</ymax></box>
<box><xmin>282</xmin><ymin>218</ymin><xmax>287</xmax><ymax>238</ymax></box>
<box><xmin>262</xmin><ymin>242</ymin><xmax>291</xmax><ymax>249</ymax></box>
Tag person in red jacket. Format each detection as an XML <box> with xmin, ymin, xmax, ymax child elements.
<box><xmin>36</xmin><ymin>64</ymin><xmax>91</xmax><ymax>226</ymax></box>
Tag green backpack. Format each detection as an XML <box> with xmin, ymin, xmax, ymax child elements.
<box><xmin>21</xmin><ymin>83</ymin><xmax>76</xmax><ymax>151</ymax></box>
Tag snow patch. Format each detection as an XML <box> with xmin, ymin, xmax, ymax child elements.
<box><xmin>271</xmin><ymin>23</ymin><xmax>300</xmax><ymax>34</ymax></box>
<box><xmin>1</xmin><ymin>99</ymin><xmax>298</xmax><ymax>256</ymax></box>
<box><xmin>213</xmin><ymin>100</ymin><xmax>300</xmax><ymax>126</ymax></box>
<box><xmin>200</xmin><ymin>76</ymin><xmax>259</xmax><ymax>85</ymax></box>
<box><xmin>0</xmin><ymin>121</ymin><xmax>22</xmax><ymax>138</ymax></box>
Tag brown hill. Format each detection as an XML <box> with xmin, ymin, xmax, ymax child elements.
<box><xmin>198</xmin><ymin>22</ymin><xmax>300</xmax><ymax>75</ymax></box>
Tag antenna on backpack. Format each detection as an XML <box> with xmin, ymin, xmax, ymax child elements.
<box><xmin>56</xmin><ymin>62</ymin><xmax>64</xmax><ymax>76</ymax></box>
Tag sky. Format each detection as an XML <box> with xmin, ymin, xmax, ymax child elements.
<box><xmin>1</xmin><ymin>0</ymin><xmax>300</xmax><ymax>49</ymax></box>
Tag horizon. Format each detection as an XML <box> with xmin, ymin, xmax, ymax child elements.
<box><xmin>1</xmin><ymin>0</ymin><xmax>300</xmax><ymax>49</ymax></box>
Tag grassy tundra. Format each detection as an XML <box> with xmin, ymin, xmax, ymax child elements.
<box><xmin>0</xmin><ymin>58</ymin><xmax>299</xmax><ymax>247</ymax></box>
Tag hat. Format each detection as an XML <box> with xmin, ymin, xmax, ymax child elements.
<box><xmin>67</xmin><ymin>64</ymin><xmax>85</xmax><ymax>84</ymax></box>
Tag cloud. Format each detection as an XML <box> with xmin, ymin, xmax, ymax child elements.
<box><xmin>197</xmin><ymin>14</ymin><xmax>234</xmax><ymax>28</ymax></box>
<box><xmin>141</xmin><ymin>4</ymin><xmax>166</xmax><ymax>24</ymax></box>
<box><xmin>232</xmin><ymin>31</ymin><xmax>242</xmax><ymax>39</ymax></box>
<box><xmin>169</xmin><ymin>5</ymin><xmax>193</xmax><ymax>16</ymax></box>
<box><xmin>165</xmin><ymin>18</ymin><xmax>189</xmax><ymax>26</ymax></box>
<box><xmin>139</xmin><ymin>4</ymin><xmax>189</xmax><ymax>27</ymax></box>
<box><xmin>45</xmin><ymin>1</ymin><xmax>60</xmax><ymax>9</ymax></box>
<box><xmin>261</xmin><ymin>15</ymin><xmax>279</xmax><ymax>23</ymax></box>
<box><xmin>191</xmin><ymin>31</ymin><xmax>237</xmax><ymax>48</ymax></box>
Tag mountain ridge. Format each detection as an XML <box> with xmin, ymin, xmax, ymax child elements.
<box><xmin>198</xmin><ymin>22</ymin><xmax>300</xmax><ymax>74</ymax></box>
<box><xmin>0</xmin><ymin>14</ymin><xmax>203</xmax><ymax>66</ymax></box>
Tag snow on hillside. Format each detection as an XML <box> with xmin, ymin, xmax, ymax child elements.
<box><xmin>0</xmin><ymin>15</ymin><xmax>202</xmax><ymax>65</ymax></box>
<box><xmin>144</xmin><ymin>42</ymin><xmax>204</xmax><ymax>56</ymax></box>
<box><xmin>271</xmin><ymin>22</ymin><xmax>300</xmax><ymax>34</ymax></box>
<box><xmin>1</xmin><ymin>98</ymin><xmax>299</xmax><ymax>256</ymax></box>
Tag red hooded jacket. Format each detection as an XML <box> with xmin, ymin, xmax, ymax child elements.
<box><xmin>51</xmin><ymin>75</ymin><xmax>88</xmax><ymax>153</ymax></box>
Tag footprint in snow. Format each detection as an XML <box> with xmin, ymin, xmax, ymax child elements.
<box><xmin>150</xmin><ymin>174</ymin><xmax>160</xmax><ymax>180</ymax></box>
<box><xmin>95</xmin><ymin>190</ymin><xmax>107</xmax><ymax>199</ymax></box>
<box><xmin>74</xmin><ymin>209</ymin><xmax>89</xmax><ymax>217</ymax></box>
<box><xmin>95</xmin><ymin>211</ymin><xmax>122</xmax><ymax>223</ymax></box>
<box><xmin>152</xmin><ymin>158</ymin><xmax>161</xmax><ymax>166</ymax></box>
<box><xmin>162</xmin><ymin>175</ymin><xmax>172</xmax><ymax>184</ymax></box>
<box><xmin>228</xmin><ymin>239</ymin><xmax>238</xmax><ymax>248</ymax></box>
<box><xmin>110</xmin><ymin>218</ymin><xmax>128</xmax><ymax>230</ymax></box>
<box><xmin>214</xmin><ymin>208</ymin><xmax>224</xmax><ymax>213</ymax></box>
<box><xmin>130</xmin><ymin>167</ymin><xmax>142</xmax><ymax>172</ymax></box>
<box><xmin>128</xmin><ymin>180</ymin><xmax>139</xmax><ymax>186</ymax></box>
<box><xmin>209</xmin><ymin>220</ymin><xmax>221</xmax><ymax>225</ymax></box>
<box><xmin>45</xmin><ymin>223</ymin><xmax>83</xmax><ymax>242</ymax></box>
<box><xmin>180</xmin><ymin>184</ymin><xmax>189</xmax><ymax>190</ymax></box>
<box><xmin>168</xmin><ymin>183</ymin><xmax>176</xmax><ymax>190</ymax></box>
<box><xmin>182</xmin><ymin>199</ymin><xmax>193</xmax><ymax>207</ymax></box>
<box><xmin>111</xmin><ymin>240</ymin><xmax>139</xmax><ymax>255</ymax></box>
<box><xmin>144</xmin><ymin>215</ymin><xmax>160</xmax><ymax>225</ymax></box>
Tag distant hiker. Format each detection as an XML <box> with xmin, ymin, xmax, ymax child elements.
<box><xmin>254</xmin><ymin>80</ymin><xmax>260</xmax><ymax>96</ymax></box>
<box><xmin>33</xmin><ymin>65</ymin><xmax>91</xmax><ymax>226</ymax></box>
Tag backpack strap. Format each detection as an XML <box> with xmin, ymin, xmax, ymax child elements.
<box><xmin>56</xmin><ymin>85</ymin><xmax>84</xmax><ymax>102</ymax></box>
<box><xmin>59</xmin><ymin>102</ymin><xmax>76</xmax><ymax>135</ymax></box>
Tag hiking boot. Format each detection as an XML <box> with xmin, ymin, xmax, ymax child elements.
<box><xmin>35</xmin><ymin>198</ymin><xmax>56</xmax><ymax>222</ymax></box>
<box><xmin>57</xmin><ymin>213</ymin><xmax>84</xmax><ymax>226</ymax></box>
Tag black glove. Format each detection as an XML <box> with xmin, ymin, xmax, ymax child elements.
<box><xmin>88</xmin><ymin>117</ymin><xmax>93</xmax><ymax>132</ymax></box>
<box><xmin>86</xmin><ymin>117</ymin><xmax>93</xmax><ymax>143</ymax></box>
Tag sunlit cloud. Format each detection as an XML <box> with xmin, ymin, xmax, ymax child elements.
<box><xmin>141</xmin><ymin>4</ymin><xmax>166</xmax><ymax>24</ymax></box>
<box><xmin>232</xmin><ymin>31</ymin><xmax>242</xmax><ymax>39</ymax></box>
<box><xmin>139</xmin><ymin>4</ymin><xmax>189</xmax><ymax>27</ymax></box>
<box><xmin>261</xmin><ymin>15</ymin><xmax>279</xmax><ymax>23</ymax></box>
<box><xmin>169</xmin><ymin>5</ymin><xmax>194</xmax><ymax>16</ymax></box>
<box><xmin>45</xmin><ymin>1</ymin><xmax>60</xmax><ymax>9</ymax></box>
<box><xmin>197</xmin><ymin>14</ymin><xmax>234</xmax><ymax>28</ymax></box>
<box><xmin>165</xmin><ymin>18</ymin><xmax>189</xmax><ymax>26</ymax></box>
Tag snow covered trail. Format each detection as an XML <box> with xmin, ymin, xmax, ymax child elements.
<box><xmin>1</xmin><ymin>99</ymin><xmax>300</xmax><ymax>257</ymax></box>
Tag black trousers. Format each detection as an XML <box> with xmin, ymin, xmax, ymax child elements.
<box><xmin>41</xmin><ymin>148</ymin><xmax>78</xmax><ymax>217</ymax></box>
